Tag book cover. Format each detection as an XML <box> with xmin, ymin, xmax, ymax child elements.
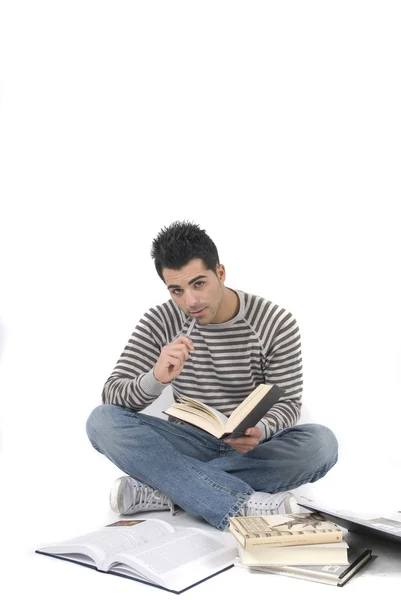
<box><xmin>238</xmin><ymin>541</ymin><xmax>349</xmax><ymax>566</ymax></box>
<box><xmin>224</xmin><ymin>383</ymin><xmax>285</xmax><ymax>438</ymax></box>
<box><xmin>229</xmin><ymin>513</ymin><xmax>343</xmax><ymax>549</ymax></box>
<box><xmin>297</xmin><ymin>501</ymin><xmax>401</xmax><ymax>546</ymax></box>
<box><xmin>234</xmin><ymin>546</ymin><xmax>373</xmax><ymax>586</ymax></box>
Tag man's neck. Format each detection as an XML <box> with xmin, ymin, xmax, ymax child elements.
<box><xmin>211</xmin><ymin>288</ymin><xmax>239</xmax><ymax>323</ymax></box>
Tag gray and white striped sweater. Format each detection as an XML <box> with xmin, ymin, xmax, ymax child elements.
<box><xmin>102</xmin><ymin>289</ymin><xmax>303</xmax><ymax>441</ymax></box>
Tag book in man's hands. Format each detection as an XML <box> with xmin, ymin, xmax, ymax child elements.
<box><xmin>234</xmin><ymin>546</ymin><xmax>373</xmax><ymax>586</ymax></box>
<box><xmin>228</xmin><ymin>513</ymin><xmax>343</xmax><ymax>549</ymax></box>
<box><xmin>163</xmin><ymin>383</ymin><xmax>285</xmax><ymax>439</ymax></box>
<box><xmin>36</xmin><ymin>518</ymin><xmax>237</xmax><ymax>594</ymax></box>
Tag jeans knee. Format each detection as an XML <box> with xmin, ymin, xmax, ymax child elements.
<box><xmin>86</xmin><ymin>404</ymin><xmax>121</xmax><ymax>447</ymax></box>
<box><xmin>86</xmin><ymin>403</ymin><xmax>141</xmax><ymax>448</ymax></box>
<box><xmin>309</xmin><ymin>424</ymin><xmax>338</xmax><ymax>468</ymax></box>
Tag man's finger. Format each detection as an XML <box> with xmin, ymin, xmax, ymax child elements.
<box><xmin>244</xmin><ymin>427</ymin><xmax>262</xmax><ymax>437</ymax></box>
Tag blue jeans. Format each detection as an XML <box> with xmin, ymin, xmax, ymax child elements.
<box><xmin>86</xmin><ymin>405</ymin><xmax>338</xmax><ymax>530</ymax></box>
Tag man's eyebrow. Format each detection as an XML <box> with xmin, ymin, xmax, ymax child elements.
<box><xmin>167</xmin><ymin>275</ymin><xmax>207</xmax><ymax>290</ymax></box>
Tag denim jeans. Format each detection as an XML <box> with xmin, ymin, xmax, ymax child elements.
<box><xmin>86</xmin><ymin>404</ymin><xmax>338</xmax><ymax>530</ymax></box>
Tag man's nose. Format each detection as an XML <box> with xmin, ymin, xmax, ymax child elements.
<box><xmin>185</xmin><ymin>291</ymin><xmax>198</xmax><ymax>308</ymax></box>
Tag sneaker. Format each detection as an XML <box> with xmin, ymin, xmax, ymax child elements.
<box><xmin>110</xmin><ymin>476</ymin><xmax>174</xmax><ymax>515</ymax></box>
<box><xmin>238</xmin><ymin>491</ymin><xmax>301</xmax><ymax>516</ymax></box>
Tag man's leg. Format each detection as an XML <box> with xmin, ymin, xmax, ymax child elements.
<box><xmin>207</xmin><ymin>424</ymin><xmax>339</xmax><ymax>493</ymax></box>
<box><xmin>86</xmin><ymin>404</ymin><xmax>254</xmax><ymax>530</ymax></box>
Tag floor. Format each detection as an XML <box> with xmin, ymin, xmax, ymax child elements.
<box><xmin>2</xmin><ymin>390</ymin><xmax>400</xmax><ymax>598</ymax></box>
<box><xmin>5</xmin><ymin>450</ymin><xmax>398</xmax><ymax>599</ymax></box>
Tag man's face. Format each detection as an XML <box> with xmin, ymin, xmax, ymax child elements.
<box><xmin>162</xmin><ymin>258</ymin><xmax>226</xmax><ymax>325</ymax></box>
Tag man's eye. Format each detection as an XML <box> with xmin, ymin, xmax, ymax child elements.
<box><xmin>173</xmin><ymin>289</ymin><xmax>183</xmax><ymax>295</ymax></box>
<box><xmin>194</xmin><ymin>281</ymin><xmax>204</xmax><ymax>288</ymax></box>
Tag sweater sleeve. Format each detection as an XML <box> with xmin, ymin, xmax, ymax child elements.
<box><xmin>101</xmin><ymin>308</ymin><xmax>170</xmax><ymax>410</ymax></box>
<box><xmin>256</xmin><ymin>312</ymin><xmax>303</xmax><ymax>441</ymax></box>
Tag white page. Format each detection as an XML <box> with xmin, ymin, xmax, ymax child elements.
<box><xmin>110</xmin><ymin>563</ymin><xmax>153</xmax><ymax>583</ymax></box>
<box><xmin>108</xmin><ymin>527</ymin><xmax>237</xmax><ymax>591</ymax></box>
<box><xmin>302</xmin><ymin>503</ymin><xmax>401</xmax><ymax>537</ymax></box>
<box><xmin>39</xmin><ymin>519</ymin><xmax>176</xmax><ymax>569</ymax></box>
<box><xmin>178</xmin><ymin>397</ymin><xmax>228</xmax><ymax>423</ymax></box>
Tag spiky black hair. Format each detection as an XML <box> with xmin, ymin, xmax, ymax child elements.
<box><xmin>150</xmin><ymin>220</ymin><xmax>220</xmax><ymax>280</ymax></box>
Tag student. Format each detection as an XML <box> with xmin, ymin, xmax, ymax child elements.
<box><xmin>86</xmin><ymin>221</ymin><xmax>338</xmax><ymax>530</ymax></box>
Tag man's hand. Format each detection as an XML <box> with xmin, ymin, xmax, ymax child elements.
<box><xmin>153</xmin><ymin>336</ymin><xmax>194</xmax><ymax>384</ymax></box>
<box><xmin>224</xmin><ymin>427</ymin><xmax>262</xmax><ymax>453</ymax></box>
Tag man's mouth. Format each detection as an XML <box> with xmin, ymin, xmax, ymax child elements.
<box><xmin>190</xmin><ymin>308</ymin><xmax>206</xmax><ymax>317</ymax></box>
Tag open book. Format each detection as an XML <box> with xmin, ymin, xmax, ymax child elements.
<box><xmin>297</xmin><ymin>501</ymin><xmax>401</xmax><ymax>546</ymax></box>
<box><xmin>36</xmin><ymin>519</ymin><xmax>237</xmax><ymax>594</ymax></box>
<box><xmin>163</xmin><ymin>383</ymin><xmax>285</xmax><ymax>439</ymax></box>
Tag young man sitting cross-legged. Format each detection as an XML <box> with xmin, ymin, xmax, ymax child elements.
<box><xmin>86</xmin><ymin>221</ymin><xmax>338</xmax><ymax>530</ymax></box>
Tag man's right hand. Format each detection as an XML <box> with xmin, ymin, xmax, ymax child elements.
<box><xmin>153</xmin><ymin>336</ymin><xmax>194</xmax><ymax>384</ymax></box>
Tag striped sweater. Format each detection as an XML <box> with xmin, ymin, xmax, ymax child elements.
<box><xmin>102</xmin><ymin>289</ymin><xmax>303</xmax><ymax>441</ymax></box>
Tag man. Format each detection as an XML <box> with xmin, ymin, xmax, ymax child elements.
<box><xmin>86</xmin><ymin>221</ymin><xmax>338</xmax><ymax>530</ymax></box>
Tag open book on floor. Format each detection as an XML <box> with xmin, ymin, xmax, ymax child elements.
<box><xmin>163</xmin><ymin>383</ymin><xmax>285</xmax><ymax>439</ymax></box>
<box><xmin>36</xmin><ymin>518</ymin><xmax>237</xmax><ymax>594</ymax></box>
<box><xmin>297</xmin><ymin>501</ymin><xmax>401</xmax><ymax>546</ymax></box>
<box><xmin>234</xmin><ymin>546</ymin><xmax>373</xmax><ymax>586</ymax></box>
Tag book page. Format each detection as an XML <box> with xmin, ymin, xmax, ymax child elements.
<box><xmin>39</xmin><ymin>519</ymin><xmax>176</xmax><ymax>569</ymax></box>
<box><xmin>107</xmin><ymin>527</ymin><xmax>236</xmax><ymax>591</ymax></box>
<box><xmin>227</xmin><ymin>384</ymin><xmax>270</xmax><ymax>427</ymax></box>
<box><xmin>165</xmin><ymin>404</ymin><xmax>227</xmax><ymax>437</ymax></box>
<box><xmin>177</xmin><ymin>397</ymin><xmax>228</xmax><ymax>422</ymax></box>
<box><xmin>302</xmin><ymin>503</ymin><xmax>401</xmax><ymax>538</ymax></box>
<box><xmin>174</xmin><ymin>403</ymin><xmax>224</xmax><ymax>424</ymax></box>
<box><xmin>239</xmin><ymin>541</ymin><xmax>349</xmax><ymax>567</ymax></box>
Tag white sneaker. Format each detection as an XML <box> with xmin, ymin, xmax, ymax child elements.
<box><xmin>238</xmin><ymin>491</ymin><xmax>301</xmax><ymax>516</ymax></box>
<box><xmin>110</xmin><ymin>477</ymin><xmax>174</xmax><ymax>515</ymax></box>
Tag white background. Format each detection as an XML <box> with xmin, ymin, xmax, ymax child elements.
<box><xmin>0</xmin><ymin>1</ymin><xmax>400</xmax><ymax>597</ymax></box>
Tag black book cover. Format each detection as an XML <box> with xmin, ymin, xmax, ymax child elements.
<box><xmin>222</xmin><ymin>384</ymin><xmax>285</xmax><ymax>439</ymax></box>
<box><xmin>35</xmin><ymin>550</ymin><xmax>234</xmax><ymax>594</ymax></box>
<box><xmin>336</xmin><ymin>548</ymin><xmax>373</xmax><ymax>585</ymax></box>
<box><xmin>297</xmin><ymin>502</ymin><xmax>401</xmax><ymax>546</ymax></box>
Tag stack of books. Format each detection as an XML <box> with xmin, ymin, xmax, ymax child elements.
<box><xmin>228</xmin><ymin>513</ymin><xmax>372</xmax><ymax>586</ymax></box>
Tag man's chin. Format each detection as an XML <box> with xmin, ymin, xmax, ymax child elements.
<box><xmin>189</xmin><ymin>312</ymin><xmax>212</xmax><ymax>325</ymax></box>
<box><xmin>188</xmin><ymin>308</ymin><xmax>207</xmax><ymax>320</ymax></box>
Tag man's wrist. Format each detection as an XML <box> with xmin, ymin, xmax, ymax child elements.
<box><xmin>255</xmin><ymin>420</ymin><xmax>269</xmax><ymax>442</ymax></box>
<box><xmin>140</xmin><ymin>369</ymin><xmax>169</xmax><ymax>395</ymax></box>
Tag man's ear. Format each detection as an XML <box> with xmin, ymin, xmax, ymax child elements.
<box><xmin>216</xmin><ymin>264</ymin><xmax>226</xmax><ymax>283</ymax></box>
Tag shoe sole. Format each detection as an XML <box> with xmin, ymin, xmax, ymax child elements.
<box><xmin>110</xmin><ymin>477</ymin><xmax>128</xmax><ymax>514</ymax></box>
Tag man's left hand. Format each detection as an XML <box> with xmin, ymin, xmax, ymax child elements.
<box><xmin>224</xmin><ymin>427</ymin><xmax>262</xmax><ymax>453</ymax></box>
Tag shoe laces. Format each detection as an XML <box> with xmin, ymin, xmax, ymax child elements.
<box><xmin>244</xmin><ymin>492</ymin><xmax>294</xmax><ymax>516</ymax></box>
<box><xmin>129</xmin><ymin>481</ymin><xmax>172</xmax><ymax>511</ymax></box>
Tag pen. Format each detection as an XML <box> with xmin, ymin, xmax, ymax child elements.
<box><xmin>172</xmin><ymin>318</ymin><xmax>196</xmax><ymax>343</ymax></box>
<box><xmin>186</xmin><ymin>318</ymin><xmax>196</xmax><ymax>338</ymax></box>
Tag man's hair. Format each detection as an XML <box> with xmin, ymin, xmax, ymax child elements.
<box><xmin>150</xmin><ymin>220</ymin><xmax>220</xmax><ymax>280</ymax></box>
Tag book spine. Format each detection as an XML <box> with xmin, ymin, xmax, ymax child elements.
<box><xmin>243</xmin><ymin>531</ymin><xmax>343</xmax><ymax>549</ymax></box>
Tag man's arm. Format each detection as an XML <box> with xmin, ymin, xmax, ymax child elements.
<box><xmin>224</xmin><ymin>311</ymin><xmax>302</xmax><ymax>452</ymax></box>
<box><xmin>102</xmin><ymin>308</ymin><xmax>193</xmax><ymax>410</ymax></box>
<box><xmin>257</xmin><ymin>312</ymin><xmax>303</xmax><ymax>441</ymax></box>
<box><xmin>101</xmin><ymin>311</ymin><xmax>169</xmax><ymax>409</ymax></box>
